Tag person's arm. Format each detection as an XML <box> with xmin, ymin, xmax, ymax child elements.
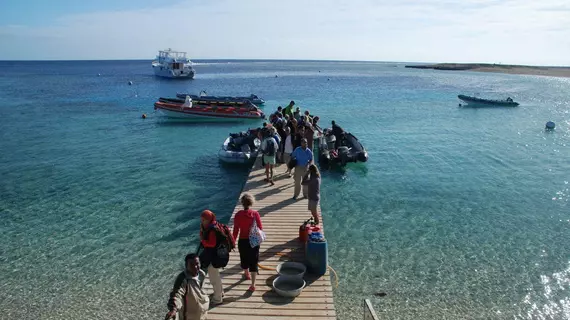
<box><xmin>308</xmin><ymin>150</ymin><xmax>314</xmax><ymax>165</ymax></box>
<box><xmin>232</xmin><ymin>213</ymin><xmax>240</xmax><ymax>240</ymax></box>
<box><xmin>201</xmin><ymin>229</ymin><xmax>216</xmax><ymax>248</ymax></box>
<box><xmin>166</xmin><ymin>273</ymin><xmax>186</xmax><ymax>319</ymax></box>
<box><xmin>255</xmin><ymin>211</ymin><xmax>263</xmax><ymax>230</ymax></box>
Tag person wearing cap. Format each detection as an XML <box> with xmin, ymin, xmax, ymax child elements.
<box><xmin>291</xmin><ymin>138</ymin><xmax>313</xmax><ymax>199</ymax></box>
<box><xmin>165</xmin><ymin>253</ymin><xmax>209</xmax><ymax>320</ymax></box>
<box><xmin>199</xmin><ymin>210</ymin><xmax>223</xmax><ymax>305</ymax></box>
<box><xmin>303</xmin><ymin>110</ymin><xmax>313</xmax><ymax>125</ymax></box>
<box><xmin>302</xmin><ymin>111</ymin><xmax>315</xmax><ymax>150</ymax></box>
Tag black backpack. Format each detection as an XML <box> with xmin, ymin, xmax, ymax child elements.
<box><xmin>264</xmin><ymin>139</ymin><xmax>276</xmax><ymax>156</ymax></box>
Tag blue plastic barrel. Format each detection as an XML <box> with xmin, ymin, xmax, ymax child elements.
<box><xmin>305</xmin><ymin>235</ymin><xmax>328</xmax><ymax>276</ymax></box>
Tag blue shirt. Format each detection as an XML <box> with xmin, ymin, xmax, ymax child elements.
<box><xmin>292</xmin><ymin>146</ymin><xmax>313</xmax><ymax>166</ymax></box>
<box><xmin>273</xmin><ymin>134</ymin><xmax>281</xmax><ymax>146</ymax></box>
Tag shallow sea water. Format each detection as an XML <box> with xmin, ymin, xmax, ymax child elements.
<box><xmin>0</xmin><ymin>60</ymin><xmax>569</xmax><ymax>319</ymax></box>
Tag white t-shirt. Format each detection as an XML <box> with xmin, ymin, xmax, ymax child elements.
<box><xmin>261</xmin><ymin>137</ymin><xmax>278</xmax><ymax>156</ymax></box>
<box><xmin>284</xmin><ymin>135</ymin><xmax>294</xmax><ymax>154</ymax></box>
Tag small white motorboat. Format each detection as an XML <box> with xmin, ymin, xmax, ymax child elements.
<box><xmin>458</xmin><ymin>95</ymin><xmax>519</xmax><ymax>107</ymax></box>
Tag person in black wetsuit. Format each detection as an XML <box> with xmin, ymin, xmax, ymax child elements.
<box><xmin>331</xmin><ymin>120</ymin><xmax>345</xmax><ymax>149</ymax></box>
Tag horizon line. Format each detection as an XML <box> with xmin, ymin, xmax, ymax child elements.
<box><xmin>0</xmin><ymin>58</ymin><xmax>567</xmax><ymax>68</ymax></box>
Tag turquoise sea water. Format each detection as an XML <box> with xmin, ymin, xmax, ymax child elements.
<box><xmin>1</xmin><ymin>60</ymin><xmax>569</xmax><ymax>319</ymax></box>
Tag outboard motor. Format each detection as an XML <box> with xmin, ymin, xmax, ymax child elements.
<box><xmin>338</xmin><ymin>146</ymin><xmax>349</xmax><ymax>155</ymax></box>
<box><xmin>325</xmin><ymin>134</ymin><xmax>336</xmax><ymax>150</ymax></box>
<box><xmin>319</xmin><ymin>150</ymin><xmax>331</xmax><ymax>170</ymax></box>
<box><xmin>338</xmin><ymin>146</ymin><xmax>350</xmax><ymax>166</ymax></box>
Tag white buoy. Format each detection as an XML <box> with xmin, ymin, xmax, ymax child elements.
<box><xmin>545</xmin><ymin>121</ymin><xmax>555</xmax><ymax>130</ymax></box>
<box><xmin>97</xmin><ymin>73</ymin><xmax>101</xmax><ymax>76</ymax></box>
<box><xmin>128</xmin><ymin>81</ymin><xmax>133</xmax><ymax>85</ymax></box>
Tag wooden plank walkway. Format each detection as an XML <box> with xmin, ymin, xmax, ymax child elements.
<box><xmin>203</xmin><ymin>158</ymin><xmax>336</xmax><ymax>320</ymax></box>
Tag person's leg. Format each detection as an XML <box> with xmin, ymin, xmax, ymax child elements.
<box><xmin>249</xmin><ymin>245</ymin><xmax>260</xmax><ymax>291</ymax></box>
<box><xmin>294</xmin><ymin>166</ymin><xmax>307</xmax><ymax>198</ymax></box>
<box><xmin>207</xmin><ymin>265</ymin><xmax>223</xmax><ymax>304</ymax></box>
<box><xmin>270</xmin><ymin>164</ymin><xmax>274</xmax><ymax>181</ymax></box>
<box><xmin>238</xmin><ymin>239</ymin><xmax>250</xmax><ymax>279</ymax></box>
<box><xmin>265</xmin><ymin>162</ymin><xmax>270</xmax><ymax>181</ymax></box>
<box><xmin>283</xmin><ymin>153</ymin><xmax>291</xmax><ymax>173</ymax></box>
<box><xmin>309</xmin><ymin>200</ymin><xmax>320</xmax><ymax>224</ymax></box>
<box><xmin>293</xmin><ymin>166</ymin><xmax>302</xmax><ymax>198</ymax></box>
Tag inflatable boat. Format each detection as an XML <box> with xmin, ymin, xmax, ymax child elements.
<box><xmin>318</xmin><ymin>128</ymin><xmax>368</xmax><ymax>169</ymax></box>
<box><xmin>176</xmin><ymin>93</ymin><xmax>265</xmax><ymax>105</ymax></box>
<box><xmin>218</xmin><ymin>130</ymin><xmax>261</xmax><ymax>163</ymax></box>
<box><xmin>159</xmin><ymin>97</ymin><xmax>257</xmax><ymax>108</ymax></box>
<box><xmin>154</xmin><ymin>97</ymin><xmax>265</xmax><ymax>121</ymax></box>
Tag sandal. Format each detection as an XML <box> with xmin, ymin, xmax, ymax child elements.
<box><xmin>248</xmin><ymin>285</ymin><xmax>256</xmax><ymax>292</ymax></box>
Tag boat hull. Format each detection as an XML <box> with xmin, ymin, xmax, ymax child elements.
<box><xmin>458</xmin><ymin>95</ymin><xmax>519</xmax><ymax>107</ymax></box>
<box><xmin>152</xmin><ymin>65</ymin><xmax>195</xmax><ymax>79</ymax></box>
<box><xmin>317</xmin><ymin>130</ymin><xmax>368</xmax><ymax>169</ymax></box>
<box><xmin>218</xmin><ymin>136</ymin><xmax>260</xmax><ymax>163</ymax></box>
<box><xmin>158</xmin><ymin>97</ymin><xmax>256</xmax><ymax>108</ymax></box>
<box><xmin>154</xmin><ymin>104</ymin><xmax>265</xmax><ymax>122</ymax></box>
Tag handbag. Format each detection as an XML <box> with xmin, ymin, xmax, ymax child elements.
<box><xmin>249</xmin><ymin>219</ymin><xmax>266</xmax><ymax>248</ymax></box>
<box><xmin>287</xmin><ymin>156</ymin><xmax>297</xmax><ymax>169</ymax></box>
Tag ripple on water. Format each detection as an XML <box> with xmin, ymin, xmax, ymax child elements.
<box><xmin>1</xmin><ymin>60</ymin><xmax>569</xmax><ymax>319</ymax></box>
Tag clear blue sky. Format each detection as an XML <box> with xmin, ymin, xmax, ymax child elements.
<box><xmin>1</xmin><ymin>0</ymin><xmax>569</xmax><ymax>65</ymax></box>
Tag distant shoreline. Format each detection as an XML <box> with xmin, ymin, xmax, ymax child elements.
<box><xmin>405</xmin><ymin>63</ymin><xmax>570</xmax><ymax>78</ymax></box>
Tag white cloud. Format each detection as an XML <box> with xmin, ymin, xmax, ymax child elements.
<box><xmin>0</xmin><ymin>0</ymin><xmax>568</xmax><ymax>65</ymax></box>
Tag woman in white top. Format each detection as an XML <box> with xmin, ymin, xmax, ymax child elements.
<box><xmin>283</xmin><ymin>126</ymin><xmax>294</xmax><ymax>177</ymax></box>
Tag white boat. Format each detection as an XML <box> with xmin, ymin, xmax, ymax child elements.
<box><xmin>152</xmin><ymin>49</ymin><xmax>195</xmax><ymax>79</ymax></box>
<box><xmin>458</xmin><ymin>95</ymin><xmax>519</xmax><ymax>107</ymax></box>
<box><xmin>218</xmin><ymin>133</ymin><xmax>261</xmax><ymax>164</ymax></box>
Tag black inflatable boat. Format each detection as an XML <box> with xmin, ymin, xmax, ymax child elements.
<box><xmin>317</xmin><ymin>128</ymin><xmax>368</xmax><ymax>169</ymax></box>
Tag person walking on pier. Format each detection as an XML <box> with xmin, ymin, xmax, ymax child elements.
<box><xmin>283</xmin><ymin>127</ymin><xmax>294</xmax><ymax>176</ymax></box>
<box><xmin>291</xmin><ymin>138</ymin><xmax>313</xmax><ymax>200</ymax></box>
<box><xmin>165</xmin><ymin>253</ymin><xmax>209</xmax><ymax>320</ymax></box>
<box><xmin>302</xmin><ymin>164</ymin><xmax>321</xmax><ymax>224</ymax></box>
<box><xmin>232</xmin><ymin>193</ymin><xmax>263</xmax><ymax>292</ymax></box>
<box><xmin>198</xmin><ymin>210</ymin><xmax>224</xmax><ymax>305</ymax></box>
<box><xmin>261</xmin><ymin>128</ymin><xmax>278</xmax><ymax>185</ymax></box>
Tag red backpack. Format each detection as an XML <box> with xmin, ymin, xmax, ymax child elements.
<box><xmin>214</xmin><ymin>222</ymin><xmax>236</xmax><ymax>251</ymax></box>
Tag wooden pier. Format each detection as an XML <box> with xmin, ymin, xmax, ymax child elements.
<box><xmin>203</xmin><ymin>159</ymin><xmax>336</xmax><ymax>320</ymax></box>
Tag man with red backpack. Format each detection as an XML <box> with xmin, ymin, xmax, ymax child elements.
<box><xmin>199</xmin><ymin>210</ymin><xmax>235</xmax><ymax>306</ymax></box>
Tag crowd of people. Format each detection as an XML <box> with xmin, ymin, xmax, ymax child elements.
<box><xmin>165</xmin><ymin>101</ymin><xmax>323</xmax><ymax>320</ymax></box>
